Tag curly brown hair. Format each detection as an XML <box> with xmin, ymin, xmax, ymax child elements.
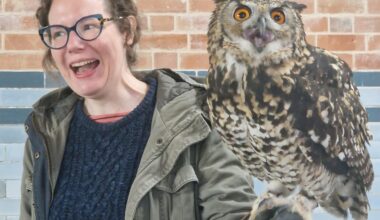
<box><xmin>36</xmin><ymin>0</ymin><xmax>141</xmax><ymax>74</ymax></box>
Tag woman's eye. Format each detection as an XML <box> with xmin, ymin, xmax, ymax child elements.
<box><xmin>83</xmin><ymin>24</ymin><xmax>98</xmax><ymax>31</ymax></box>
<box><xmin>52</xmin><ymin>31</ymin><xmax>66</xmax><ymax>40</ymax></box>
<box><xmin>271</xmin><ymin>9</ymin><xmax>286</xmax><ymax>24</ymax></box>
<box><xmin>234</xmin><ymin>6</ymin><xmax>251</xmax><ymax>22</ymax></box>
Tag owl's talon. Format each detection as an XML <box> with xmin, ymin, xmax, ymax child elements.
<box><xmin>249</xmin><ymin>193</ymin><xmax>314</xmax><ymax>220</ymax></box>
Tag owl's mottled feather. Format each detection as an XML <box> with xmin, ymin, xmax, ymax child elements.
<box><xmin>206</xmin><ymin>0</ymin><xmax>374</xmax><ymax>219</ymax></box>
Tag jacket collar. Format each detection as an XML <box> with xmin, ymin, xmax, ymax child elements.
<box><xmin>27</xmin><ymin>69</ymin><xmax>210</xmax><ymax>205</ymax></box>
<box><xmin>31</xmin><ymin>68</ymin><xmax>205</xmax><ymax>119</ymax></box>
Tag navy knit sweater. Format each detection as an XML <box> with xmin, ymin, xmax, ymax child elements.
<box><xmin>49</xmin><ymin>78</ymin><xmax>157</xmax><ymax>220</ymax></box>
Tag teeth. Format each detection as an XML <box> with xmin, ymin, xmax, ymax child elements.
<box><xmin>71</xmin><ymin>60</ymin><xmax>96</xmax><ymax>68</ymax></box>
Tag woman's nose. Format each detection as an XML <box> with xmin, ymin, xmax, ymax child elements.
<box><xmin>66</xmin><ymin>31</ymin><xmax>85</xmax><ymax>52</ymax></box>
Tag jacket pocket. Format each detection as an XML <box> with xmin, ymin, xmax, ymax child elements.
<box><xmin>155</xmin><ymin>164</ymin><xmax>198</xmax><ymax>193</ymax></box>
<box><xmin>152</xmin><ymin>165</ymin><xmax>199</xmax><ymax>220</ymax></box>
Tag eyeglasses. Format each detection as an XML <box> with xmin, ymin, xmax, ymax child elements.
<box><xmin>38</xmin><ymin>14</ymin><xmax>123</xmax><ymax>50</ymax></box>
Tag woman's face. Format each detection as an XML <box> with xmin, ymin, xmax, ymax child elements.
<box><xmin>48</xmin><ymin>0</ymin><xmax>130</xmax><ymax>99</ymax></box>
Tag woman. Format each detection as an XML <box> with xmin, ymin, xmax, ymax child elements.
<box><xmin>19</xmin><ymin>0</ymin><xmax>256</xmax><ymax>219</ymax></box>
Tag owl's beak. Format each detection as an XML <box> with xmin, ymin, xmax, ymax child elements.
<box><xmin>243</xmin><ymin>17</ymin><xmax>274</xmax><ymax>52</ymax></box>
<box><xmin>257</xmin><ymin>17</ymin><xmax>267</xmax><ymax>37</ymax></box>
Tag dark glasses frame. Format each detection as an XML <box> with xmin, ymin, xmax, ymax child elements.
<box><xmin>38</xmin><ymin>14</ymin><xmax>123</xmax><ymax>50</ymax></box>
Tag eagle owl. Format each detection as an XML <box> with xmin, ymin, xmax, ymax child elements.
<box><xmin>206</xmin><ymin>0</ymin><xmax>374</xmax><ymax>219</ymax></box>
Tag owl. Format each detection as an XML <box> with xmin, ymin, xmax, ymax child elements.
<box><xmin>206</xmin><ymin>0</ymin><xmax>374</xmax><ymax>219</ymax></box>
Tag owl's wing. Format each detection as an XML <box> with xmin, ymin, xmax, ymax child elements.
<box><xmin>293</xmin><ymin>47</ymin><xmax>373</xmax><ymax>190</ymax></box>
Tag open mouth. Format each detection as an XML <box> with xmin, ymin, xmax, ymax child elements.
<box><xmin>70</xmin><ymin>59</ymin><xmax>100</xmax><ymax>74</ymax></box>
<box><xmin>244</xmin><ymin>29</ymin><xmax>274</xmax><ymax>51</ymax></box>
<box><xmin>253</xmin><ymin>34</ymin><xmax>274</xmax><ymax>48</ymax></box>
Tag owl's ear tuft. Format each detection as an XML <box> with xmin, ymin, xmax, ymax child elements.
<box><xmin>284</xmin><ymin>1</ymin><xmax>307</xmax><ymax>12</ymax></box>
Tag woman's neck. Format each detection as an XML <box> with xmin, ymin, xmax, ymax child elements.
<box><xmin>83</xmin><ymin>73</ymin><xmax>148</xmax><ymax>116</ymax></box>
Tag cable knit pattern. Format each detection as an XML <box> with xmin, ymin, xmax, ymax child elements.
<box><xmin>48</xmin><ymin>78</ymin><xmax>157</xmax><ymax>220</ymax></box>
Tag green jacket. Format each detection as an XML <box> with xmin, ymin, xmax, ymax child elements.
<box><xmin>20</xmin><ymin>69</ymin><xmax>256</xmax><ymax>220</ymax></box>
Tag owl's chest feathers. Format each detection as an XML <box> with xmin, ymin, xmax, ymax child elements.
<box><xmin>247</xmin><ymin>120</ymin><xmax>306</xmax><ymax>183</ymax></box>
<box><xmin>209</xmin><ymin>55</ymin><xmax>312</xmax><ymax>178</ymax></box>
<box><xmin>210</xmin><ymin>53</ymin><xmax>309</xmax><ymax>140</ymax></box>
<box><xmin>248</xmin><ymin>69</ymin><xmax>295</xmax><ymax>113</ymax></box>
<box><xmin>208</xmin><ymin>47</ymin><xmax>316</xmax><ymax>139</ymax></box>
<box><xmin>213</xmin><ymin>54</ymin><xmax>301</xmax><ymax>120</ymax></box>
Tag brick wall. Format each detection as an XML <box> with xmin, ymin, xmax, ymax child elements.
<box><xmin>0</xmin><ymin>0</ymin><xmax>379</xmax><ymax>71</ymax></box>
<box><xmin>0</xmin><ymin>0</ymin><xmax>380</xmax><ymax>219</ymax></box>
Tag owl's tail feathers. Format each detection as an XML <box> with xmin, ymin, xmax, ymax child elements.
<box><xmin>349</xmin><ymin>190</ymin><xmax>369</xmax><ymax>220</ymax></box>
<box><xmin>319</xmin><ymin>195</ymin><xmax>349</xmax><ymax>219</ymax></box>
<box><xmin>319</xmin><ymin>188</ymin><xmax>369</xmax><ymax>220</ymax></box>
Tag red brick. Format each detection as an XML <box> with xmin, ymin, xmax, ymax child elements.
<box><xmin>139</xmin><ymin>16</ymin><xmax>148</xmax><ymax>31</ymax></box>
<box><xmin>189</xmin><ymin>0</ymin><xmax>215</xmax><ymax>12</ymax></box>
<box><xmin>368</xmin><ymin>0</ymin><xmax>380</xmax><ymax>13</ymax></box>
<box><xmin>151</xmin><ymin>16</ymin><xmax>174</xmax><ymax>32</ymax></box>
<box><xmin>303</xmin><ymin>16</ymin><xmax>328</xmax><ymax>32</ymax></box>
<box><xmin>335</xmin><ymin>53</ymin><xmax>354</xmax><ymax>68</ymax></box>
<box><xmin>330</xmin><ymin>17</ymin><xmax>353</xmax><ymax>32</ymax></box>
<box><xmin>180</xmin><ymin>53</ymin><xmax>208</xmax><ymax>69</ymax></box>
<box><xmin>176</xmin><ymin>15</ymin><xmax>210</xmax><ymax>32</ymax></box>
<box><xmin>355</xmin><ymin>17</ymin><xmax>380</xmax><ymax>33</ymax></box>
<box><xmin>356</xmin><ymin>53</ymin><xmax>380</xmax><ymax>70</ymax></box>
<box><xmin>139</xmin><ymin>34</ymin><xmax>187</xmax><ymax>50</ymax></box>
<box><xmin>0</xmin><ymin>0</ymin><xmax>378</xmax><ymax>72</ymax></box>
<box><xmin>0</xmin><ymin>53</ymin><xmax>43</xmax><ymax>70</ymax></box>
<box><xmin>190</xmin><ymin>34</ymin><xmax>208</xmax><ymax>50</ymax></box>
<box><xmin>154</xmin><ymin>52</ymin><xmax>178</xmax><ymax>69</ymax></box>
<box><xmin>0</xmin><ymin>15</ymin><xmax>39</xmax><ymax>31</ymax></box>
<box><xmin>5</xmin><ymin>34</ymin><xmax>44</xmax><ymax>50</ymax></box>
<box><xmin>137</xmin><ymin>0</ymin><xmax>186</xmax><ymax>13</ymax></box>
<box><xmin>368</xmin><ymin>35</ymin><xmax>380</xmax><ymax>51</ymax></box>
<box><xmin>4</xmin><ymin>0</ymin><xmax>39</xmax><ymax>12</ymax></box>
<box><xmin>299</xmin><ymin>0</ymin><xmax>315</xmax><ymax>14</ymax></box>
<box><xmin>317</xmin><ymin>0</ymin><xmax>365</xmax><ymax>13</ymax></box>
<box><xmin>317</xmin><ymin>35</ymin><xmax>365</xmax><ymax>51</ymax></box>
<box><xmin>22</xmin><ymin>16</ymin><xmax>39</xmax><ymax>30</ymax></box>
<box><xmin>135</xmin><ymin>52</ymin><xmax>152</xmax><ymax>70</ymax></box>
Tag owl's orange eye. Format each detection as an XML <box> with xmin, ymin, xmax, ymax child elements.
<box><xmin>271</xmin><ymin>9</ymin><xmax>286</xmax><ymax>24</ymax></box>
<box><xmin>234</xmin><ymin>6</ymin><xmax>251</xmax><ymax>22</ymax></box>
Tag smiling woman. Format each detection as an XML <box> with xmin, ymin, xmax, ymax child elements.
<box><xmin>36</xmin><ymin>0</ymin><xmax>148</xmax><ymax>110</ymax></box>
<box><xmin>0</xmin><ymin>0</ymin><xmax>378</xmax><ymax>220</ymax></box>
<box><xmin>18</xmin><ymin>0</ymin><xmax>257</xmax><ymax>220</ymax></box>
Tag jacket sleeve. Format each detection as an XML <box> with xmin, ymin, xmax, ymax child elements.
<box><xmin>196</xmin><ymin>129</ymin><xmax>257</xmax><ymax>220</ymax></box>
<box><xmin>19</xmin><ymin>138</ymin><xmax>34</xmax><ymax>220</ymax></box>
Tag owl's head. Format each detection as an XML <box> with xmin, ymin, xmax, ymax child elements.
<box><xmin>209</xmin><ymin>0</ymin><xmax>307</xmax><ymax>64</ymax></box>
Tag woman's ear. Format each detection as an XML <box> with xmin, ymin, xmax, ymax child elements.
<box><xmin>125</xmin><ymin>15</ymin><xmax>137</xmax><ymax>46</ymax></box>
